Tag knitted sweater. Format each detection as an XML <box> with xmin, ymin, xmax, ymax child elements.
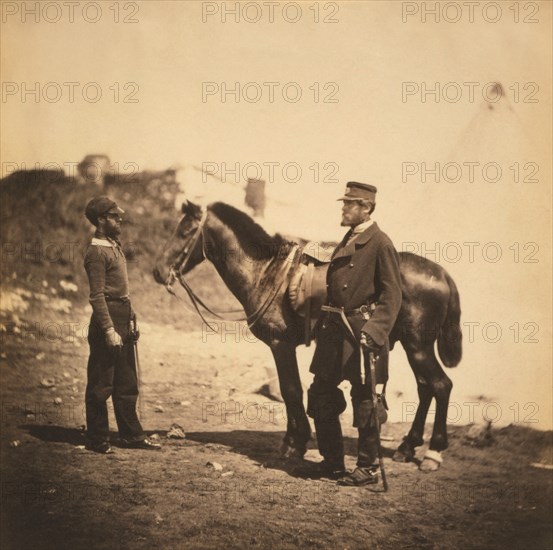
<box><xmin>84</xmin><ymin>233</ymin><xmax>129</xmax><ymax>331</ymax></box>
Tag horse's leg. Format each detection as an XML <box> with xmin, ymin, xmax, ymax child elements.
<box><xmin>396</xmin><ymin>346</ymin><xmax>452</xmax><ymax>471</ymax></box>
<box><xmin>269</xmin><ymin>340</ymin><xmax>312</xmax><ymax>459</ymax></box>
<box><xmin>420</xmin><ymin>359</ymin><xmax>453</xmax><ymax>472</ymax></box>
<box><xmin>393</xmin><ymin>372</ymin><xmax>434</xmax><ymax>463</ymax></box>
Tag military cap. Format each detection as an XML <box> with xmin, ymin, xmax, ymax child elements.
<box><xmin>337</xmin><ymin>181</ymin><xmax>377</xmax><ymax>202</ymax></box>
<box><xmin>85</xmin><ymin>196</ymin><xmax>125</xmax><ymax>226</ymax></box>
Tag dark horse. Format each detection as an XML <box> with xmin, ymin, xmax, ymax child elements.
<box><xmin>153</xmin><ymin>200</ymin><xmax>462</xmax><ymax>471</ymax></box>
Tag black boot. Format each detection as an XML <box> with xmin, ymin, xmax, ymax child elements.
<box><xmin>338</xmin><ymin>465</ymin><xmax>379</xmax><ymax>486</ymax></box>
<box><xmin>314</xmin><ymin>416</ymin><xmax>345</xmax><ymax>472</ymax></box>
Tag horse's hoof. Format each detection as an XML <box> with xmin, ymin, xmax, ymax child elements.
<box><xmin>392</xmin><ymin>450</ymin><xmax>411</xmax><ymax>462</ymax></box>
<box><xmin>419</xmin><ymin>450</ymin><xmax>442</xmax><ymax>472</ymax></box>
<box><xmin>393</xmin><ymin>444</ymin><xmax>415</xmax><ymax>463</ymax></box>
<box><xmin>280</xmin><ymin>442</ymin><xmax>305</xmax><ymax>460</ymax></box>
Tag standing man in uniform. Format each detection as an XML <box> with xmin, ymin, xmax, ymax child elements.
<box><xmin>84</xmin><ymin>196</ymin><xmax>161</xmax><ymax>453</ymax></box>
<box><xmin>307</xmin><ymin>182</ymin><xmax>402</xmax><ymax>485</ymax></box>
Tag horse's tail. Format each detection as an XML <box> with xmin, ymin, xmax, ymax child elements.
<box><xmin>437</xmin><ymin>272</ymin><xmax>462</xmax><ymax>368</ymax></box>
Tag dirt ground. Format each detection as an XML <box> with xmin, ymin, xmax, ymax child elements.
<box><xmin>1</xmin><ymin>304</ymin><xmax>552</xmax><ymax>550</ymax></box>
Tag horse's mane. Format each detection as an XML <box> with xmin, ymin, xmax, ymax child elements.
<box><xmin>208</xmin><ymin>202</ymin><xmax>291</xmax><ymax>259</ymax></box>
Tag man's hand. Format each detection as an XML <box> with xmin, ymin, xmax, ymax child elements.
<box><xmin>360</xmin><ymin>332</ymin><xmax>380</xmax><ymax>352</ymax></box>
<box><xmin>105</xmin><ymin>327</ymin><xmax>123</xmax><ymax>347</ymax></box>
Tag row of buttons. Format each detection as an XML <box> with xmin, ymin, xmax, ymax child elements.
<box><xmin>328</xmin><ymin>261</ymin><xmax>354</xmax><ymax>290</ymax></box>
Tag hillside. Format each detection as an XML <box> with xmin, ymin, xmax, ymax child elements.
<box><xmin>0</xmin><ymin>168</ymin><xmax>241</xmax><ymax>330</ymax></box>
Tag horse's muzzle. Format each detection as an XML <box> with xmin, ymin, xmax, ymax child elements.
<box><xmin>153</xmin><ymin>266</ymin><xmax>167</xmax><ymax>285</ymax></box>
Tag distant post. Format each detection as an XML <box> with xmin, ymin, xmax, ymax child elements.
<box><xmin>245</xmin><ymin>178</ymin><xmax>266</xmax><ymax>218</ymax></box>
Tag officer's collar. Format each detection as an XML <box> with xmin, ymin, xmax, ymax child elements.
<box><xmin>353</xmin><ymin>221</ymin><xmax>379</xmax><ymax>245</ymax></box>
<box><xmin>351</xmin><ymin>218</ymin><xmax>374</xmax><ymax>234</ymax></box>
<box><xmin>332</xmin><ymin>222</ymin><xmax>379</xmax><ymax>260</ymax></box>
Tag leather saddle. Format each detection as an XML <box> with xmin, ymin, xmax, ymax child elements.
<box><xmin>287</xmin><ymin>241</ymin><xmax>336</xmax><ymax>345</ymax></box>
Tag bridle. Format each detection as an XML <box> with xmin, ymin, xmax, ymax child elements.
<box><xmin>164</xmin><ymin>208</ymin><xmax>299</xmax><ymax>331</ymax></box>
<box><xmin>165</xmin><ymin>210</ymin><xmax>229</xmax><ymax>328</ymax></box>
<box><xmin>166</xmin><ymin>209</ymin><xmax>208</xmax><ymax>286</ymax></box>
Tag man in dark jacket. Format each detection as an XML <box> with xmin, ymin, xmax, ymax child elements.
<box><xmin>84</xmin><ymin>196</ymin><xmax>161</xmax><ymax>453</ymax></box>
<box><xmin>307</xmin><ymin>182</ymin><xmax>402</xmax><ymax>485</ymax></box>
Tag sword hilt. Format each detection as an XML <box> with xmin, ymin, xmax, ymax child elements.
<box><xmin>127</xmin><ymin>314</ymin><xmax>140</xmax><ymax>343</ymax></box>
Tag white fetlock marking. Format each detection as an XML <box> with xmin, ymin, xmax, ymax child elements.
<box><xmin>424</xmin><ymin>449</ymin><xmax>443</xmax><ymax>464</ymax></box>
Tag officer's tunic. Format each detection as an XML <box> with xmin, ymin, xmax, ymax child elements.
<box><xmin>307</xmin><ymin>221</ymin><xmax>402</xmax><ymax>468</ymax></box>
<box><xmin>310</xmin><ymin>222</ymin><xmax>402</xmax><ymax>384</ymax></box>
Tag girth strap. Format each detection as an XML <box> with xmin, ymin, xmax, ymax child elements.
<box><xmin>303</xmin><ymin>261</ymin><xmax>315</xmax><ymax>346</ymax></box>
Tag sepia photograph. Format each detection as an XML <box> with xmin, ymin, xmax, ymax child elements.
<box><xmin>1</xmin><ymin>1</ymin><xmax>552</xmax><ymax>548</ymax></box>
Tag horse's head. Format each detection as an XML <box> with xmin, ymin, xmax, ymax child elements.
<box><xmin>153</xmin><ymin>200</ymin><xmax>207</xmax><ymax>287</ymax></box>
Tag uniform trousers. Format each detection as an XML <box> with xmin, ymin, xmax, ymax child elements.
<box><xmin>85</xmin><ymin>300</ymin><xmax>144</xmax><ymax>445</ymax></box>
<box><xmin>307</xmin><ymin>346</ymin><xmax>388</xmax><ymax>469</ymax></box>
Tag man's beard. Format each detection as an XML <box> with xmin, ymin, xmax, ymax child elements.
<box><xmin>106</xmin><ymin>225</ymin><xmax>122</xmax><ymax>238</ymax></box>
<box><xmin>341</xmin><ymin>215</ymin><xmax>353</xmax><ymax>227</ymax></box>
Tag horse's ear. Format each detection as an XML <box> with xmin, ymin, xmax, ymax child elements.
<box><xmin>182</xmin><ymin>199</ymin><xmax>202</xmax><ymax>219</ymax></box>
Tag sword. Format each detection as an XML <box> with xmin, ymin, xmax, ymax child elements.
<box><xmin>358</xmin><ymin>303</ymin><xmax>376</xmax><ymax>385</ymax></box>
<box><xmin>369</xmin><ymin>351</ymin><xmax>389</xmax><ymax>492</ymax></box>
<box><xmin>128</xmin><ymin>315</ymin><xmax>144</xmax><ymax>421</ymax></box>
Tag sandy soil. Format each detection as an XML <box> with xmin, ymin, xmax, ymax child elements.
<box><xmin>1</xmin><ymin>306</ymin><xmax>552</xmax><ymax>550</ymax></box>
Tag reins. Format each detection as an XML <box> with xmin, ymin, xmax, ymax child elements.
<box><xmin>165</xmin><ymin>209</ymin><xmax>299</xmax><ymax>331</ymax></box>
